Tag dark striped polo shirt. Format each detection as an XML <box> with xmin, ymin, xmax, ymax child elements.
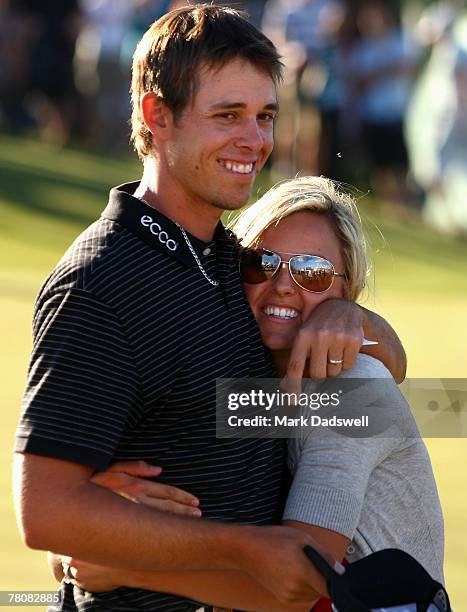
<box><xmin>15</xmin><ymin>182</ymin><xmax>285</xmax><ymax>612</ymax></box>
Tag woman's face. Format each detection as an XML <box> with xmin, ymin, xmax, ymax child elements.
<box><xmin>243</xmin><ymin>211</ymin><xmax>346</xmax><ymax>351</ymax></box>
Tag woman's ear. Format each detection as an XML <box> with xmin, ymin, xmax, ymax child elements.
<box><xmin>140</xmin><ymin>92</ymin><xmax>174</xmax><ymax>141</ymax></box>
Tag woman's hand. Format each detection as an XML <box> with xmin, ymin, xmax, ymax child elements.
<box><xmin>284</xmin><ymin>298</ymin><xmax>364</xmax><ymax>386</ymax></box>
<box><xmin>61</xmin><ymin>556</ymin><xmax>127</xmax><ymax>593</ymax></box>
<box><xmin>90</xmin><ymin>461</ymin><xmax>202</xmax><ymax>517</ymax></box>
<box><xmin>48</xmin><ymin>462</ymin><xmax>201</xmax><ymax>591</ymax></box>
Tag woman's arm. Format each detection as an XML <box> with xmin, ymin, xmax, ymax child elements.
<box><xmin>284</xmin><ymin>356</ymin><xmax>400</xmax><ymax>553</ymax></box>
<box><xmin>283</xmin><ymin>522</ymin><xmax>349</xmax><ymax>564</ymax></box>
<box><xmin>66</xmin><ymin>560</ymin><xmax>321</xmax><ymax>611</ymax></box>
<box><xmin>359</xmin><ymin>305</ymin><xmax>407</xmax><ymax>383</ymax></box>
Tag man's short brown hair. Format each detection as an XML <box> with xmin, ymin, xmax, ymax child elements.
<box><xmin>130</xmin><ymin>4</ymin><xmax>282</xmax><ymax>160</ymax></box>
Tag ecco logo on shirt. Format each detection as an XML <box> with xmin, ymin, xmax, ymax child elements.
<box><xmin>140</xmin><ymin>215</ymin><xmax>178</xmax><ymax>251</ymax></box>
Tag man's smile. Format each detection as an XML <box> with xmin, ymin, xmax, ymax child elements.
<box><xmin>218</xmin><ymin>159</ymin><xmax>256</xmax><ymax>175</ymax></box>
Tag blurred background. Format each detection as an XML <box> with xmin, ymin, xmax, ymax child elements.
<box><xmin>1</xmin><ymin>0</ymin><xmax>466</xmax><ymax>609</ymax></box>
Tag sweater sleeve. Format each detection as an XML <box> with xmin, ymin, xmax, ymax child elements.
<box><xmin>284</xmin><ymin>355</ymin><xmax>412</xmax><ymax>538</ymax></box>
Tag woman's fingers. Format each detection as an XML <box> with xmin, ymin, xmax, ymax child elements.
<box><xmin>91</xmin><ymin>470</ymin><xmax>137</xmax><ymax>490</ymax></box>
<box><xmin>104</xmin><ymin>460</ymin><xmax>162</xmax><ymax>477</ymax></box>
<box><xmin>90</xmin><ymin>469</ymin><xmax>200</xmax><ymax>512</ymax></box>
<box><xmin>116</xmin><ymin>478</ymin><xmax>200</xmax><ymax>508</ymax></box>
<box><xmin>140</xmin><ymin>481</ymin><xmax>199</xmax><ymax>505</ymax></box>
<box><xmin>65</xmin><ymin>558</ymin><xmax>123</xmax><ymax>592</ymax></box>
<box><xmin>326</xmin><ymin>349</ymin><xmax>344</xmax><ymax>377</ymax></box>
<box><xmin>342</xmin><ymin>340</ymin><xmax>360</xmax><ymax>372</ymax></box>
<box><xmin>138</xmin><ymin>495</ymin><xmax>202</xmax><ymax>517</ymax></box>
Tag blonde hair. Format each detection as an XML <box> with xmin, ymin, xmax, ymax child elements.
<box><xmin>230</xmin><ymin>176</ymin><xmax>370</xmax><ymax>301</ymax></box>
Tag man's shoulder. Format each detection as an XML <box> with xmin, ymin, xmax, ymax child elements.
<box><xmin>39</xmin><ymin>216</ymin><xmax>144</xmax><ymax>299</ymax></box>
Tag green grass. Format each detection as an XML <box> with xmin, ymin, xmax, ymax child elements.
<box><xmin>1</xmin><ymin>135</ymin><xmax>466</xmax><ymax>608</ymax></box>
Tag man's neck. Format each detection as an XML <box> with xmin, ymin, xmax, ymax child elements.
<box><xmin>136</xmin><ymin>161</ymin><xmax>222</xmax><ymax>241</ymax></box>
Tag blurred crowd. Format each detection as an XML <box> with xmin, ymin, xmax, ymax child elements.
<box><xmin>1</xmin><ymin>0</ymin><xmax>467</xmax><ymax>236</ymax></box>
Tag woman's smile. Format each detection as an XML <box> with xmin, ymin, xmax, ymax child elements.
<box><xmin>243</xmin><ymin>211</ymin><xmax>345</xmax><ymax>351</ymax></box>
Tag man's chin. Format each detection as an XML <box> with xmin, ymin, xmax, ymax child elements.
<box><xmin>212</xmin><ymin>199</ymin><xmax>250</xmax><ymax>212</ymax></box>
<box><xmin>210</xmin><ymin>187</ymin><xmax>254</xmax><ymax>212</ymax></box>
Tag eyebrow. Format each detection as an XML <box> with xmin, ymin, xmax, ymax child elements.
<box><xmin>208</xmin><ymin>101</ymin><xmax>279</xmax><ymax>112</ymax></box>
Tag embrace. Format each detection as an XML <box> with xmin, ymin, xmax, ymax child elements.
<box><xmin>14</xmin><ymin>5</ymin><xmax>443</xmax><ymax>612</ymax></box>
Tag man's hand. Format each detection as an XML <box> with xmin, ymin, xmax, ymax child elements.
<box><xmin>285</xmin><ymin>299</ymin><xmax>364</xmax><ymax>387</ymax></box>
<box><xmin>59</xmin><ymin>526</ymin><xmax>339</xmax><ymax>605</ymax></box>
<box><xmin>91</xmin><ymin>461</ymin><xmax>202</xmax><ymax>517</ymax></box>
<box><xmin>238</xmin><ymin>525</ymin><xmax>342</xmax><ymax>604</ymax></box>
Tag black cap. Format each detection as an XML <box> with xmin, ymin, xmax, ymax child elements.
<box><xmin>304</xmin><ymin>546</ymin><xmax>451</xmax><ymax>612</ymax></box>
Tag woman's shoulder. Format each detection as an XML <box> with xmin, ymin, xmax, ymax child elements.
<box><xmin>299</xmin><ymin>354</ymin><xmax>410</xmax><ymax>451</ymax></box>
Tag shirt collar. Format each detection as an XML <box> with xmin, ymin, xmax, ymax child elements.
<box><xmin>102</xmin><ymin>182</ymin><xmax>234</xmax><ymax>267</ymax></box>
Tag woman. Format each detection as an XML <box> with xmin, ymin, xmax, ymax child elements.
<box><xmin>60</xmin><ymin>177</ymin><xmax>444</xmax><ymax>610</ymax></box>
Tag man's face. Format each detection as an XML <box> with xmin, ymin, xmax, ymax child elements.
<box><xmin>163</xmin><ymin>58</ymin><xmax>277</xmax><ymax>213</ymax></box>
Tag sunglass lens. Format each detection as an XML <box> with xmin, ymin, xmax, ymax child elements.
<box><xmin>240</xmin><ymin>249</ymin><xmax>280</xmax><ymax>284</ymax></box>
<box><xmin>290</xmin><ymin>256</ymin><xmax>334</xmax><ymax>292</ymax></box>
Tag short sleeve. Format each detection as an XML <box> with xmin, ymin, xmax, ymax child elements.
<box><xmin>284</xmin><ymin>355</ymin><xmax>409</xmax><ymax>538</ymax></box>
<box><xmin>15</xmin><ymin>288</ymin><xmax>140</xmax><ymax>469</ymax></box>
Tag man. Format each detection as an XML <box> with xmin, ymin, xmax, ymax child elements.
<box><xmin>14</xmin><ymin>5</ymin><xmax>405</xmax><ymax>611</ymax></box>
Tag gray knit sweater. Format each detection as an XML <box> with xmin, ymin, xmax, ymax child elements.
<box><xmin>284</xmin><ymin>354</ymin><xmax>445</xmax><ymax>584</ymax></box>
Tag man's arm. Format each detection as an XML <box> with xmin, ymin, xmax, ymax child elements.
<box><xmin>51</xmin><ymin>521</ymin><xmax>346</xmax><ymax>610</ymax></box>
<box><xmin>122</xmin><ymin>522</ymin><xmax>345</xmax><ymax>611</ymax></box>
<box><xmin>284</xmin><ymin>299</ymin><xmax>406</xmax><ymax>384</ymax></box>
<box><xmin>14</xmin><ymin>453</ymin><xmax>327</xmax><ymax>604</ymax></box>
<box><xmin>48</xmin><ymin>462</ymin><xmax>346</xmax><ymax>610</ymax></box>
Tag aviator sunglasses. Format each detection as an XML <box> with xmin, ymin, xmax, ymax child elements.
<box><xmin>239</xmin><ymin>247</ymin><xmax>346</xmax><ymax>293</ymax></box>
